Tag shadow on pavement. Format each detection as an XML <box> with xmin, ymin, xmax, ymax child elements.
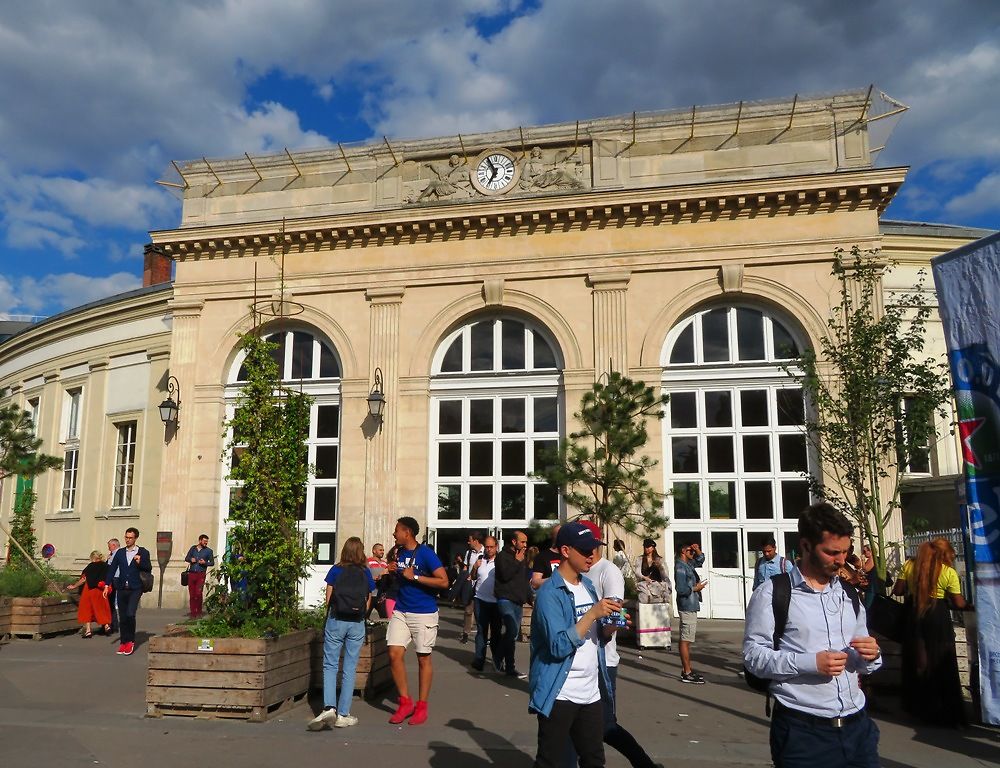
<box><xmin>428</xmin><ymin>717</ymin><xmax>532</xmax><ymax>768</ymax></box>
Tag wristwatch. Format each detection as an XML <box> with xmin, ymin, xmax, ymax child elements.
<box><xmin>414</xmin><ymin>574</ymin><xmax>419</xmax><ymax>582</ymax></box>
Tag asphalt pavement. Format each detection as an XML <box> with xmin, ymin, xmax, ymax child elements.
<box><xmin>0</xmin><ymin>606</ymin><xmax>997</xmax><ymax>768</ymax></box>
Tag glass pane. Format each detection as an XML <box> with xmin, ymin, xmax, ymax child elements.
<box><xmin>908</xmin><ymin>449</ymin><xmax>931</xmax><ymax>474</ymax></box>
<box><xmin>706</xmin><ymin>436</ymin><xmax>735</xmax><ymax>472</ymax></box>
<box><xmin>533</xmin><ymin>484</ymin><xmax>558</xmax><ymax>520</ymax></box>
<box><xmin>267</xmin><ymin>333</ymin><xmax>286</xmax><ymax>377</ymax></box>
<box><xmin>501</xmin><ymin>399</ymin><xmax>525</xmax><ymax>433</ymax></box>
<box><xmin>438</xmin><ymin>443</ymin><xmax>462</xmax><ymax>476</ymax></box>
<box><xmin>236</xmin><ymin>363</ymin><xmax>249</xmax><ymax>381</ymax></box>
<box><xmin>781</xmin><ymin>480</ymin><xmax>810</xmax><ymax>519</ymax></box>
<box><xmin>315</xmin><ymin>445</ymin><xmax>339</xmax><ymax>479</ymax></box>
<box><xmin>704</xmin><ymin>391</ymin><xmax>732</xmax><ymax>428</ymax></box>
<box><xmin>469</xmin><ymin>485</ymin><xmax>493</xmax><ymax>519</ymax></box>
<box><xmin>500</xmin><ymin>484</ymin><xmax>526</xmax><ymax>519</ymax></box>
<box><xmin>672</xmin><ymin>482</ymin><xmax>700</xmax><ymax>519</ymax></box>
<box><xmin>437</xmin><ymin>485</ymin><xmax>461</xmax><ymax>520</ymax></box>
<box><xmin>711</xmin><ymin>531</ymin><xmax>739</xmax><ymax>568</ymax></box>
<box><xmin>672</xmin><ymin>437</ymin><xmax>699</xmax><ymax>473</ymax></box>
<box><xmin>532</xmin><ymin>330</ymin><xmax>557</xmax><ymax>369</ymax></box>
<box><xmin>533</xmin><ymin>440</ymin><xmax>558</xmax><ymax>472</ymax></box>
<box><xmin>313</xmin><ymin>532</ymin><xmax>338</xmax><ymax>565</ymax></box>
<box><xmin>230</xmin><ymin>446</ymin><xmax>246</xmax><ymax>471</ymax></box>
<box><xmin>740</xmin><ymin>390</ymin><xmax>769</xmax><ymax>427</ymax></box>
<box><xmin>317</xmin><ymin>405</ymin><xmax>340</xmax><ymax>438</ymax></box>
<box><xmin>777</xmin><ymin>389</ymin><xmax>805</xmax><ymax>426</ymax></box>
<box><xmin>742</xmin><ymin>436</ymin><xmax>771</xmax><ymax>472</ymax></box>
<box><xmin>313</xmin><ymin>486</ymin><xmax>337</xmax><ymax>521</ymax></box>
<box><xmin>670</xmin><ymin>392</ymin><xmax>697</xmax><ymax>429</ymax></box>
<box><xmin>291</xmin><ymin>332</ymin><xmax>314</xmax><ymax>379</ymax></box>
<box><xmin>745</xmin><ymin>481</ymin><xmax>774</xmax><ymax>519</ymax></box>
<box><xmin>501</xmin><ymin>441</ymin><xmax>525</xmax><ymax>476</ymax></box>
<box><xmin>779</xmin><ymin>434</ymin><xmax>808</xmax><ymax>472</ymax></box>
<box><xmin>702</xmin><ymin>308</ymin><xmax>730</xmax><ymax>362</ymax></box>
<box><xmin>784</xmin><ymin>531</ymin><xmax>802</xmax><ymax>562</ymax></box>
<box><xmin>470</xmin><ymin>321</ymin><xmax>494</xmax><ymax>371</ymax></box>
<box><xmin>773</xmin><ymin>320</ymin><xmax>800</xmax><ymax>359</ymax></box>
<box><xmin>669</xmin><ymin>323</ymin><xmax>695</xmax><ymax>364</ymax></box>
<box><xmin>319</xmin><ymin>342</ymin><xmax>340</xmax><ymax>378</ymax></box>
<box><xmin>708</xmin><ymin>481</ymin><xmax>736</xmax><ymax>519</ymax></box>
<box><xmin>736</xmin><ymin>308</ymin><xmax>765</xmax><ymax>360</ymax></box>
<box><xmin>470</xmin><ymin>399</ymin><xmax>494</xmax><ymax>433</ymax></box>
<box><xmin>439</xmin><ymin>400</ymin><xmax>462</xmax><ymax>434</ymax></box>
<box><xmin>441</xmin><ymin>336</ymin><xmax>463</xmax><ymax>372</ymax></box>
<box><xmin>501</xmin><ymin>320</ymin><xmax>526</xmax><ymax>370</ymax></box>
<box><xmin>534</xmin><ymin>397</ymin><xmax>558</xmax><ymax>432</ymax></box>
<box><xmin>469</xmin><ymin>442</ymin><xmax>493</xmax><ymax>476</ymax></box>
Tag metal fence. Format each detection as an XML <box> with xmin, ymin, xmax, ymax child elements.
<box><xmin>903</xmin><ymin>527</ymin><xmax>969</xmax><ymax>588</ymax></box>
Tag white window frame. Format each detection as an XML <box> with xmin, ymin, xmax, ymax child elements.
<box><xmin>112</xmin><ymin>421</ymin><xmax>138</xmax><ymax>508</ymax></box>
<box><xmin>61</xmin><ymin>448</ymin><xmax>79</xmax><ymax>511</ymax></box>
<box><xmin>62</xmin><ymin>387</ymin><xmax>83</xmax><ymax>442</ymax></box>
<box><xmin>27</xmin><ymin>397</ymin><xmax>40</xmax><ymax>436</ymax></box>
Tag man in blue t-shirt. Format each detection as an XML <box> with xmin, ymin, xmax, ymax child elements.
<box><xmin>385</xmin><ymin>516</ymin><xmax>448</xmax><ymax>726</ymax></box>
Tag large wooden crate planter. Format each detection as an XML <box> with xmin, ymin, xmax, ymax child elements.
<box><xmin>520</xmin><ymin>604</ymin><xmax>532</xmax><ymax>640</ymax></box>
<box><xmin>310</xmin><ymin>621</ymin><xmax>392</xmax><ymax>700</ymax></box>
<box><xmin>146</xmin><ymin>629</ymin><xmax>315</xmax><ymax>722</ymax></box>
<box><xmin>0</xmin><ymin>596</ymin><xmax>12</xmax><ymax>641</ymax></box>
<box><xmin>9</xmin><ymin>596</ymin><xmax>78</xmax><ymax>639</ymax></box>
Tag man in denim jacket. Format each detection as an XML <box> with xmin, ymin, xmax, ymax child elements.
<box><xmin>528</xmin><ymin>522</ymin><xmax>620</xmax><ymax>768</ymax></box>
<box><xmin>674</xmin><ymin>540</ymin><xmax>708</xmax><ymax>684</ymax></box>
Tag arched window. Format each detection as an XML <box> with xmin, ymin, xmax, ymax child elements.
<box><xmin>661</xmin><ymin>304</ymin><xmax>812</xmax><ymax>619</ymax></box>
<box><xmin>222</xmin><ymin>327</ymin><xmax>342</xmax><ymax>606</ymax></box>
<box><xmin>429</xmin><ymin>317</ymin><xmax>562</xmax><ymax>535</ymax></box>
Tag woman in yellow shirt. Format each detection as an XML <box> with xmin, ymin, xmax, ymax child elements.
<box><xmin>892</xmin><ymin>538</ymin><xmax>968</xmax><ymax>727</ymax></box>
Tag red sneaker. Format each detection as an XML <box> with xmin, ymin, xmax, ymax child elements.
<box><xmin>121</xmin><ymin>642</ymin><xmax>135</xmax><ymax>656</ymax></box>
<box><xmin>388</xmin><ymin>696</ymin><xmax>415</xmax><ymax>724</ymax></box>
<box><xmin>116</xmin><ymin>644</ymin><xmax>126</xmax><ymax>655</ymax></box>
<box><xmin>408</xmin><ymin>700</ymin><xmax>428</xmax><ymax>725</ymax></box>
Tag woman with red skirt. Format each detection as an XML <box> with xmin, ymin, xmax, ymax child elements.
<box><xmin>66</xmin><ymin>550</ymin><xmax>112</xmax><ymax>637</ymax></box>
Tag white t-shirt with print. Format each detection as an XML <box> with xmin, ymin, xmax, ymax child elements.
<box><xmin>556</xmin><ymin>580</ymin><xmax>600</xmax><ymax>705</ymax></box>
<box><xmin>586</xmin><ymin>558</ymin><xmax>625</xmax><ymax>668</ymax></box>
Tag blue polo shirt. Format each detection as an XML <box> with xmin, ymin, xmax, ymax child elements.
<box><xmin>394</xmin><ymin>545</ymin><xmax>444</xmax><ymax>614</ymax></box>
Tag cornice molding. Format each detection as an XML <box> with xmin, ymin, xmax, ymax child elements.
<box><xmin>153</xmin><ymin>168</ymin><xmax>907</xmax><ymax>262</ymax></box>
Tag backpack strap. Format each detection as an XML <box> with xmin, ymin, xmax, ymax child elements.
<box><xmin>840</xmin><ymin>579</ymin><xmax>861</xmax><ymax>618</ymax></box>
<box><xmin>766</xmin><ymin>572</ymin><xmax>793</xmax><ymax>717</ymax></box>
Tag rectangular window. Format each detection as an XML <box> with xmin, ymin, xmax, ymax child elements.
<box><xmin>61</xmin><ymin>448</ymin><xmax>79</xmax><ymax>510</ymax></box>
<box><xmin>66</xmin><ymin>389</ymin><xmax>82</xmax><ymax>440</ymax></box>
<box><xmin>112</xmin><ymin>421</ymin><xmax>137</xmax><ymax>508</ymax></box>
<box><xmin>28</xmin><ymin>398</ymin><xmax>40</xmax><ymax>435</ymax></box>
<box><xmin>898</xmin><ymin>396</ymin><xmax>933</xmax><ymax>475</ymax></box>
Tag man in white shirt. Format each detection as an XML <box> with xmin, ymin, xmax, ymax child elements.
<box><xmin>470</xmin><ymin>536</ymin><xmax>501</xmax><ymax>672</ymax></box>
<box><xmin>461</xmin><ymin>532</ymin><xmax>485</xmax><ymax>643</ymax></box>
<box><xmin>579</xmin><ymin>522</ymin><xmax>659</xmax><ymax>768</ymax></box>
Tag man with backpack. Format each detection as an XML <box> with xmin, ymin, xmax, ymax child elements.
<box><xmin>752</xmin><ymin>538</ymin><xmax>794</xmax><ymax>591</ymax></box>
<box><xmin>309</xmin><ymin>536</ymin><xmax>376</xmax><ymax>731</ymax></box>
<box><xmin>743</xmin><ymin>502</ymin><xmax>882</xmax><ymax>768</ymax></box>
<box><xmin>385</xmin><ymin>516</ymin><xmax>449</xmax><ymax>726</ymax></box>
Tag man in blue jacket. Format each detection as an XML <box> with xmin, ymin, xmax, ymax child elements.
<box><xmin>528</xmin><ymin>521</ymin><xmax>619</xmax><ymax>768</ymax></box>
<box><xmin>674</xmin><ymin>539</ymin><xmax>708</xmax><ymax>684</ymax></box>
<box><xmin>103</xmin><ymin>527</ymin><xmax>152</xmax><ymax>656</ymax></box>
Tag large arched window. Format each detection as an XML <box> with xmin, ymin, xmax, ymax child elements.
<box><xmin>429</xmin><ymin>316</ymin><xmax>562</xmax><ymax>534</ymax></box>
<box><xmin>661</xmin><ymin>304</ymin><xmax>813</xmax><ymax>619</ymax></box>
<box><xmin>221</xmin><ymin>327</ymin><xmax>342</xmax><ymax>605</ymax></box>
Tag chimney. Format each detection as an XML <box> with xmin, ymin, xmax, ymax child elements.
<box><xmin>143</xmin><ymin>244</ymin><xmax>173</xmax><ymax>287</ymax></box>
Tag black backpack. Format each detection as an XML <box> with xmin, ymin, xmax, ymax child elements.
<box><xmin>331</xmin><ymin>565</ymin><xmax>369</xmax><ymax>620</ymax></box>
<box><xmin>744</xmin><ymin>573</ymin><xmax>859</xmax><ymax>713</ymax></box>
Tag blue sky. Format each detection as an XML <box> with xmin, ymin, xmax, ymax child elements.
<box><xmin>1</xmin><ymin>1</ymin><xmax>998</xmax><ymax>318</ymax></box>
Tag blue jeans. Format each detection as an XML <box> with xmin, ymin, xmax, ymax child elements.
<box><xmin>496</xmin><ymin>598</ymin><xmax>522</xmax><ymax>672</ymax></box>
<box><xmin>323</xmin><ymin>616</ymin><xmax>366</xmax><ymax>715</ymax></box>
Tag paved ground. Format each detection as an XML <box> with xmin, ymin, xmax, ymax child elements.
<box><xmin>0</xmin><ymin>606</ymin><xmax>997</xmax><ymax>768</ymax></box>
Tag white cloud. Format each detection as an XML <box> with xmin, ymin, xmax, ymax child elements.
<box><xmin>945</xmin><ymin>173</ymin><xmax>1000</xmax><ymax>219</ymax></box>
<box><xmin>9</xmin><ymin>272</ymin><xmax>142</xmax><ymax>315</ymax></box>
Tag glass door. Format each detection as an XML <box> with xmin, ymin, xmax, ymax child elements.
<box><xmin>707</xmin><ymin>529</ymin><xmax>744</xmax><ymax>619</ymax></box>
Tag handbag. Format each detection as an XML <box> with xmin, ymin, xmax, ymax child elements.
<box><xmin>180</xmin><ymin>569</ymin><xmax>190</xmax><ymax>587</ymax></box>
<box><xmin>867</xmin><ymin>593</ymin><xmax>905</xmax><ymax>642</ymax></box>
<box><xmin>139</xmin><ymin>570</ymin><xmax>154</xmax><ymax>594</ymax></box>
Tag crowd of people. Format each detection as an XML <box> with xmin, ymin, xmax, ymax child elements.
<box><xmin>60</xmin><ymin>511</ymin><xmax>972</xmax><ymax>767</ymax></box>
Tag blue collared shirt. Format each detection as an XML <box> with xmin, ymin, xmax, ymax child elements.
<box><xmin>528</xmin><ymin>568</ymin><xmax>613</xmax><ymax>718</ymax></box>
<box><xmin>753</xmin><ymin>554</ymin><xmax>794</xmax><ymax>590</ymax></box>
<box><xmin>743</xmin><ymin>566</ymin><xmax>881</xmax><ymax>718</ymax></box>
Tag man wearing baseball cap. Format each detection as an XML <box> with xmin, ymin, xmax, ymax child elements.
<box><xmin>528</xmin><ymin>521</ymin><xmax>620</xmax><ymax>768</ymax></box>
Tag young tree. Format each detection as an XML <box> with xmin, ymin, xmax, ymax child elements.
<box><xmin>788</xmin><ymin>247</ymin><xmax>950</xmax><ymax>582</ymax></box>
<box><xmin>534</xmin><ymin>371</ymin><xmax>669</xmax><ymax>538</ymax></box>
<box><xmin>0</xmin><ymin>401</ymin><xmax>62</xmax><ymax>567</ymax></box>
<box><xmin>208</xmin><ymin>333</ymin><xmax>313</xmax><ymax>632</ymax></box>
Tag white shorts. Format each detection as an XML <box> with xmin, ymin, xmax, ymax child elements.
<box><xmin>386</xmin><ymin>609</ymin><xmax>439</xmax><ymax>654</ymax></box>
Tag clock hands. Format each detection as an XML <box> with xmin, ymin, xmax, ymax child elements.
<box><xmin>486</xmin><ymin>157</ymin><xmax>499</xmax><ymax>183</ymax></box>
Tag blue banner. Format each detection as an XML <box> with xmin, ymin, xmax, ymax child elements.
<box><xmin>932</xmin><ymin>230</ymin><xmax>1000</xmax><ymax>725</ymax></box>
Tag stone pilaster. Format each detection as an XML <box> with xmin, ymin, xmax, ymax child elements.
<box><xmin>364</xmin><ymin>288</ymin><xmax>405</xmax><ymax>547</ymax></box>
<box><xmin>587</xmin><ymin>272</ymin><xmax>631</xmax><ymax>378</ymax></box>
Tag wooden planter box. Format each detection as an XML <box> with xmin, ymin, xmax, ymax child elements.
<box><xmin>9</xmin><ymin>596</ymin><xmax>78</xmax><ymax>639</ymax></box>
<box><xmin>146</xmin><ymin>628</ymin><xmax>315</xmax><ymax>722</ymax></box>
<box><xmin>310</xmin><ymin>621</ymin><xmax>392</xmax><ymax>700</ymax></box>
<box><xmin>0</xmin><ymin>596</ymin><xmax>12</xmax><ymax>641</ymax></box>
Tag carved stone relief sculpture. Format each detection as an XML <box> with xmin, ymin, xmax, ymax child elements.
<box><xmin>410</xmin><ymin>154</ymin><xmax>472</xmax><ymax>202</ymax></box>
<box><xmin>519</xmin><ymin>146</ymin><xmax>584</xmax><ymax>191</ymax></box>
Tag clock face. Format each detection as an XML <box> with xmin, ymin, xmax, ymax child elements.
<box><xmin>472</xmin><ymin>149</ymin><xmax>519</xmax><ymax>194</ymax></box>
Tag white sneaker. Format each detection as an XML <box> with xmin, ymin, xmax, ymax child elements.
<box><xmin>307</xmin><ymin>708</ymin><xmax>337</xmax><ymax>731</ymax></box>
<box><xmin>334</xmin><ymin>714</ymin><xmax>358</xmax><ymax>728</ymax></box>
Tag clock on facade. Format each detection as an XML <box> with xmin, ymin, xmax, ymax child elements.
<box><xmin>471</xmin><ymin>148</ymin><xmax>520</xmax><ymax>195</ymax></box>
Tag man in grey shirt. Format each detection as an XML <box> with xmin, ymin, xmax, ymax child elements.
<box><xmin>743</xmin><ymin>502</ymin><xmax>882</xmax><ymax>768</ymax></box>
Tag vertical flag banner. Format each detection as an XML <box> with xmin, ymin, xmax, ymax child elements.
<box><xmin>932</xmin><ymin>230</ymin><xmax>1000</xmax><ymax>725</ymax></box>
